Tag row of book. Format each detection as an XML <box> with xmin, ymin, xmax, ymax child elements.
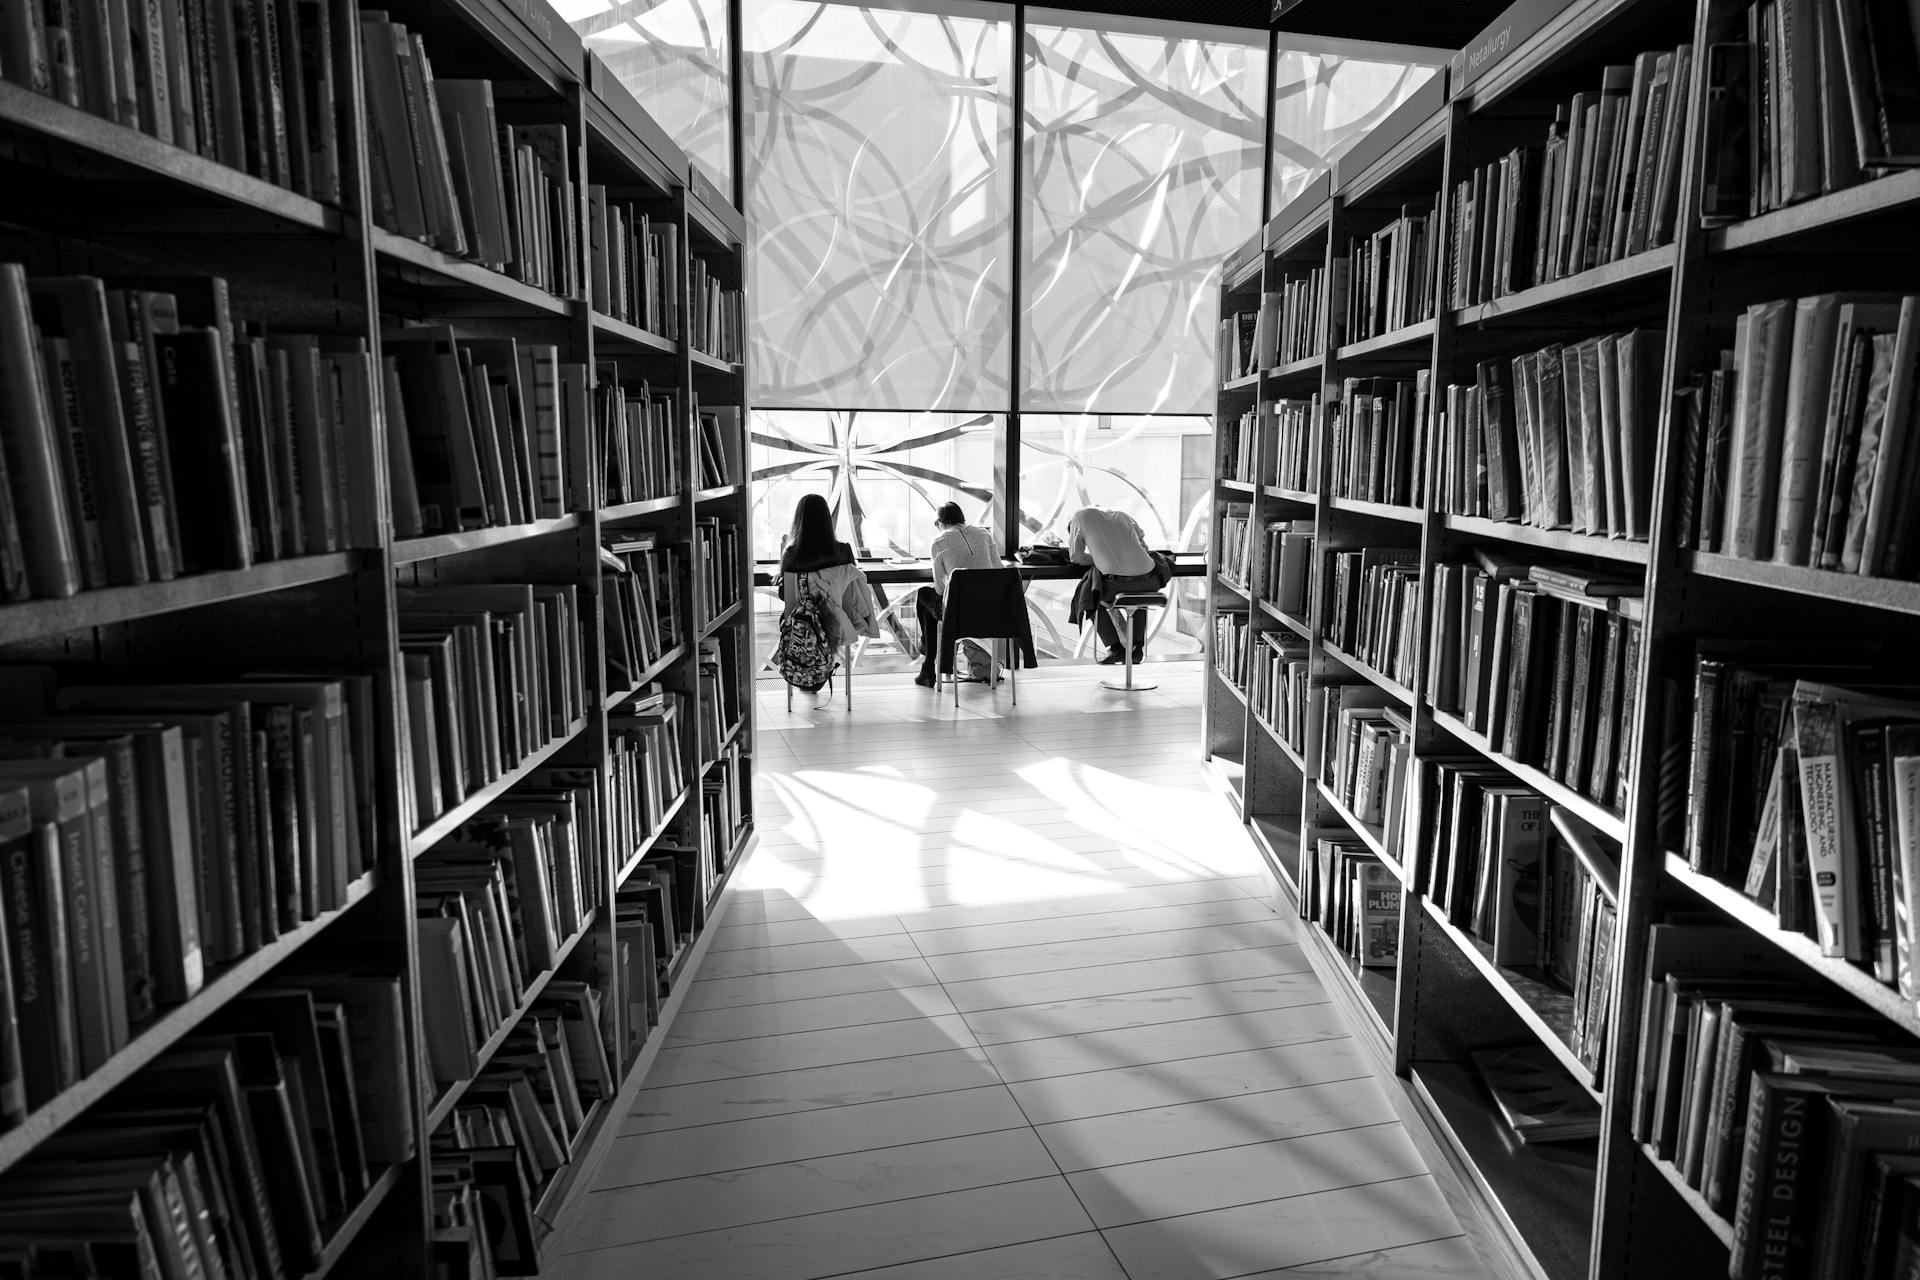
<box><xmin>609</xmin><ymin>691</ymin><xmax>689</xmax><ymax>852</ymax></box>
<box><xmin>703</xmin><ymin>743</ymin><xmax>749</xmax><ymax>878</ymax></box>
<box><xmin>0</xmin><ymin>267</ymin><xmax>382</xmax><ymax>601</ymax></box>
<box><xmin>0</xmin><ymin>0</ymin><xmax>346</xmax><ymax>202</ymax></box>
<box><xmin>695</xmin><ymin>519</ymin><xmax>743</xmax><ymax>628</ymax></box>
<box><xmin>398</xmin><ymin>583</ymin><xmax>586</xmax><ymax>832</ymax></box>
<box><xmin>1322</xmin><ymin>546</ymin><xmax>1420</xmax><ymax>691</ymax></box>
<box><xmin>0</xmin><ymin>975</ymin><xmax>412</xmax><ymax>1277</ymax></box>
<box><xmin>1218</xmin><ymin>309</ymin><xmax>1259</xmax><ymax>383</ymax></box>
<box><xmin>1330</xmin><ymin>374</ymin><xmax>1427</xmax><ymax>509</ymax></box>
<box><xmin>1629</xmin><ymin>920</ymin><xmax>1920</xmax><ymax>1279</ymax></box>
<box><xmin>700</xmin><ymin>633</ymin><xmax>743</xmax><ymax>759</ymax></box>
<box><xmin>1220</xmin><ymin>406</ymin><xmax>1260</xmax><ymax>485</ymax></box>
<box><xmin>588</xmin><ymin>190</ymin><xmax>680</xmax><ymax>339</ymax></box>
<box><xmin>1698</xmin><ymin>0</ymin><xmax>1883</xmax><ymax>224</ymax></box>
<box><xmin>1679</xmin><ymin>294</ymin><xmax>1920</xmax><ymax>577</ymax></box>
<box><xmin>1263</xmin><ymin>521</ymin><xmax>1311</xmax><ymax>617</ymax></box>
<box><xmin>1216</xmin><ymin>503</ymin><xmax>1256</xmax><ymax>589</ymax></box>
<box><xmin>1447</xmin><ymin>45</ymin><xmax>1690</xmax><ymax>308</ymax></box>
<box><xmin>1427</xmin><ymin>556</ymin><xmax>1645</xmax><ymax>810</ymax></box>
<box><xmin>1414</xmin><ymin>776</ymin><xmax>1619</xmax><ymax>1081</ymax></box>
<box><xmin>1212</xmin><ymin>611</ymin><xmax>1249</xmax><ymax>694</ymax></box>
<box><xmin>603</xmin><ymin>533</ymin><xmax>683</xmax><ymax>691</ymax></box>
<box><xmin>1434</xmin><ymin>331</ymin><xmax>1660</xmax><ymax>541</ymax></box>
<box><xmin>361</xmin><ymin>15</ymin><xmax>577</xmax><ymax>297</ymax></box>
<box><xmin>697</xmin><ymin>404</ymin><xmax>745</xmax><ymax>489</ymax></box>
<box><xmin>1270</xmin><ymin>265</ymin><xmax>1338</xmax><ymax>365</ymax></box>
<box><xmin>688</xmin><ymin>260</ymin><xmax>744</xmax><ymax>364</ymax></box>
<box><xmin>1303</xmin><ymin>834</ymin><xmax>1399</xmax><ymax>969</ymax></box>
<box><xmin>1674</xmin><ymin>654</ymin><xmax>1920</xmax><ymax>998</ymax></box>
<box><xmin>599</xmin><ymin>376</ymin><xmax>683</xmax><ymax>506</ymax></box>
<box><xmin>0</xmin><ymin>667</ymin><xmax>379</xmax><ymax>1124</ymax></box>
<box><xmin>1248</xmin><ymin>632</ymin><xmax>1309</xmax><ymax>757</ymax></box>
<box><xmin>1321</xmin><ymin>700</ymin><xmax>1414</xmax><ymax>857</ymax></box>
<box><xmin>1346</xmin><ymin>201</ymin><xmax>1438</xmax><ymax>342</ymax></box>
<box><xmin>386</xmin><ymin>328</ymin><xmax>584</xmax><ymax>539</ymax></box>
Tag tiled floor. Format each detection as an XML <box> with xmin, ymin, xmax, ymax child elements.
<box><xmin>547</xmin><ymin>665</ymin><xmax>1481</xmax><ymax>1280</ymax></box>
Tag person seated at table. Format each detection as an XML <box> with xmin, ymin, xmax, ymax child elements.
<box><xmin>1067</xmin><ymin>505</ymin><xmax>1166</xmax><ymax>665</ymax></box>
<box><xmin>779</xmin><ymin>493</ymin><xmax>879</xmax><ymax>655</ymax></box>
<box><xmin>915</xmin><ymin>501</ymin><xmax>1000</xmax><ymax>688</ymax></box>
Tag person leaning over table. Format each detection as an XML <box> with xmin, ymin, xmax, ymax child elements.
<box><xmin>778</xmin><ymin>493</ymin><xmax>879</xmax><ymax>657</ymax></box>
<box><xmin>1067</xmin><ymin>505</ymin><xmax>1167</xmax><ymax>665</ymax></box>
<box><xmin>914</xmin><ymin>501</ymin><xmax>1001</xmax><ymax>688</ymax></box>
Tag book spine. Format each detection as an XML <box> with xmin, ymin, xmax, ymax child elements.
<box><xmin>1793</xmin><ymin>695</ymin><xmax>1861</xmax><ymax>959</ymax></box>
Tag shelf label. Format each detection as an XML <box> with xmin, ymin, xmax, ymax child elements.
<box><xmin>1448</xmin><ymin>0</ymin><xmax>1577</xmax><ymax>97</ymax></box>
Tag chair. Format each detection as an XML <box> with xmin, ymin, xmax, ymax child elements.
<box><xmin>939</xmin><ymin>567</ymin><xmax>1027</xmax><ymax>707</ymax></box>
<box><xmin>784</xmin><ymin>639</ymin><xmax>863</xmax><ymax>711</ymax></box>
<box><xmin>1100</xmin><ymin>592</ymin><xmax>1165</xmax><ymax>692</ymax></box>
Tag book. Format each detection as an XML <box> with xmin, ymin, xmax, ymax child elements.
<box><xmin>1470</xmin><ymin>1043</ymin><xmax>1602</xmax><ymax>1142</ymax></box>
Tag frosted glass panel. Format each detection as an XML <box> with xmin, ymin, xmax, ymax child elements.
<box><xmin>1270</xmin><ymin>50</ymin><xmax>1438</xmax><ymax>211</ymax></box>
<box><xmin>561</xmin><ymin>0</ymin><xmax>734</xmax><ymax>194</ymax></box>
<box><xmin>744</xmin><ymin>1</ymin><xmax>1014</xmax><ymax>412</ymax></box>
<box><xmin>1021</xmin><ymin>16</ymin><xmax>1266</xmax><ymax>416</ymax></box>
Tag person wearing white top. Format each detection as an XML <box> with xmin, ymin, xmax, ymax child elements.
<box><xmin>915</xmin><ymin>502</ymin><xmax>1000</xmax><ymax>687</ymax></box>
<box><xmin>1068</xmin><ymin>505</ymin><xmax>1163</xmax><ymax>664</ymax></box>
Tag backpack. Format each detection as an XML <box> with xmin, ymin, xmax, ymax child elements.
<box><xmin>777</xmin><ymin>576</ymin><xmax>840</xmax><ymax>693</ymax></box>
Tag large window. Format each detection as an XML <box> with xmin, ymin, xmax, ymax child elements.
<box><xmin>564</xmin><ymin>0</ymin><xmax>1443</xmax><ymax>668</ymax></box>
<box><xmin>560</xmin><ymin>0</ymin><xmax>735</xmax><ymax>193</ymax></box>
<box><xmin>745</xmin><ymin>1</ymin><xmax>1014</xmax><ymax>413</ymax></box>
<box><xmin>1022</xmin><ymin>16</ymin><xmax>1267</xmax><ymax>417</ymax></box>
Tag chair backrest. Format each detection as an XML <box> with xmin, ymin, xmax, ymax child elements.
<box><xmin>943</xmin><ymin>567</ymin><xmax>1026</xmax><ymax>641</ymax></box>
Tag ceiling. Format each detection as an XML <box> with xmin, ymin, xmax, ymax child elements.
<box><xmin>1026</xmin><ymin>0</ymin><xmax>1508</xmax><ymax>53</ymax></box>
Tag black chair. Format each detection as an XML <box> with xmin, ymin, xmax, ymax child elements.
<box><xmin>940</xmin><ymin>567</ymin><xmax>1026</xmax><ymax>706</ymax></box>
<box><xmin>1100</xmin><ymin>592</ymin><xmax>1165</xmax><ymax>692</ymax></box>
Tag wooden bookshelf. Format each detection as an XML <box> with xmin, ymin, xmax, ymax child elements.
<box><xmin>0</xmin><ymin>2</ymin><xmax>758</xmax><ymax>1273</ymax></box>
<box><xmin>1202</xmin><ymin>0</ymin><xmax>1920</xmax><ymax>1273</ymax></box>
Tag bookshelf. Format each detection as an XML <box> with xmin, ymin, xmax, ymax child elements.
<box><xmin>1207</xmin><ymin>0</ymin><xmax>1920</xmax><ymax>1275</ymax></box>
<box><xmin>0</xmin><ymin>1</ymin><xmax>754</xmax><ymax>1276</ymax></box>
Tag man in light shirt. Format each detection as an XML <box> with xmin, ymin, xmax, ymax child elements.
<box><xmin>1068</xmin><ymin>505</ymin><xmax>1164</xmax><ymax>664</ymax></box>
<box><xmin>915</xmin><ymin>502</ymin><xmax>1001</xmax><ymax>687</ymax></box>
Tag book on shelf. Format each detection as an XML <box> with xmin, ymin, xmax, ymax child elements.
<box><xmin>1262</xmin><ymin>522</ymin><xmax>1313</xmax><ymax>618</ymax></box>
<box><xmin>358</xmin><ymin>15</ymin><xmax>579</xmax><ymax>298</ymax></box>
<box><xmin>1301</xmin><ymin>835</ymin><xmax>1400</xmax><ymax>970</ymax></box>
<box><xmin>1428</xmin><ymin>557</ymin><xmax>1644</xmax><ymax>805</ymax></box>
<box><xmin>704</xmin><ymin>741</ymin><xmax>749</xmax><ymax>870</ymax></box>
<box><xmin>1668</xmin><ymin>648</ymin><xmax>1920</xmax><ymax>989</ymax></box>
<box><xmin>0</xmin><ymin>967</ymin><xmax>408</xmax><ymax>1276</ymax></box>
<box><xmin>1448</xmin><ymin>44</ymin><xmax>1691</xmax><ymax>310</ymax></box>
<box><xmin>1697</xmin><ymin>0</ymin><xmax>1920</xmax><ymax>223</ymax></box>
<box><xmin>396</xmin><ymin>583</ymin><xmax>586</xmax><ymax>830</ymax></box>
<box><xmin>688</xmin><ymin>256</ymin><xmax>743</xmax><ymax>364</ymax></box>
<box><xmin>1331</xmin><ymin>373</ymin><xmax>1429</xmax><ymax>508</ymax></box>
<box><xmin>1249</xmin><ymin>631</ymin><xmax>1311</xmax><ymax>754</ymax></box>
<box><xmin>1216</xmin><ymin>503</ymin><xmax>1256</xmax><ymax>588</ymax></box>
<box><xmin>1322</xmin><ymin>703</ymin><xmax>1415</xmax><ymax>852</ymax></box>
<box><xmin>588</xmin><ymin>187</ymin><xmax>681</xmax><ymax>339</ymax></box>
<box><xmin>1276</xmin><ymin>263</ymin><xmax>1338</xmax><ymax>364</ymax></box>
<box><xmin>0</xmin><ymin>0</ymin><xmax>347</xmax><ymax>201</ymax></box>
<box><xmin>1470</xmin><ymin>1043</ymin><xmax>1603</xmax><ymax>1143</ymax></box>
<box><xmin>601</xmin><ymin>532</ymin><xmax>683</xmax><ymax>689</ymax></box>
<box><xmin>0</xmin><ymin>266</ymin><xmax>381</xmax><ymax>601</ymax></box>
<box><xmin>1678</xmin><ymin>293</ymin><xmax>1920</xmax><ymax>577</ymax></box>
<box><xmin>1219</xmin><ymin>399</ymin><xmax>1319</xmax><ymax>492</ymax></box>
<box><xmin>1433</xmin><ymin>330</ymin><xmax>1661</xmax><ymax>540</ymax></box>
<box><xmin>1323</xmin><ymin>546</ymin><xmax>1420</xmax><ymax>690</ymax></box>
<box><xmin>694</xmin><ymin>517</ymin><xmax>742</xmax><ymax>627</ymax></box>
<box><xmin>696</xmin><ymin>402</ymin><xmax>743</xmax><ymax>489</ymax></box>
<box><xmin>1211</xmin><ymin>611</ymin><xmax>1250</xmax><ymax>692</ymax></box>
<box><xmin>1217</xmin><ymin>306</ymin><xmax>1259</xmax><ymax>382</ymax></box>
<box><xmin>597</xmin><ymin>374</ymin><xmax>683</xmax><ymax>506</ymax></box>
<box><xmin>608</xmin><ymin>698</ymin><xmax>688</xmax><ymax>850</ymax></box>
<box><xmin>384</xmin><ymin>328</ymin><xmax>585</xmax><ymax>538</ymax></box>
<box><xmin>1345</xmin><ymin>200</ymin><xmax>1439</xmax><ymax>341</ymax></box>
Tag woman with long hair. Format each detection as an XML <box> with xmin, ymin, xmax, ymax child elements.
<box><xmin>777</xmin><ymin>494</ymin><xmax>878</xmax><ymax>689</ymax></box>
<box><xmin>780</xmin><ymin>492</ymin><xmax>853</xmax><ymax>574</ymax></box>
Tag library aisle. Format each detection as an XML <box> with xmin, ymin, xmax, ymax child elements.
<box><xmin>545</xmin><ymin>666</ymin><xmax>1484</xmax><ymax>1279</ymax></box>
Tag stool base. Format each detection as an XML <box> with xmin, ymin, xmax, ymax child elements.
<box><xmin>1100</xmin><ymin>677</ymin><xmax>1158</xmax><ymax>692</ymax></box>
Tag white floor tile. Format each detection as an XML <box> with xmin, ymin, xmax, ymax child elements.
<box><xmin>979</xmin><ymin>1003</ymin><xmax>1348</xmax><ymax>1083</ymax></box>
<box><xmin>677</xmin><ymin>956</ymin><xmax>943</xmax><ymax>1012</ymax></box>
<box><xmin>641</xmin><ymin>1013</ymin><xmax>982</xmax><ymax>1088</ymax></box>
<box><xmin>665</xmin><ymin>983</ymin><xmax>958</xmax><ymax>1045</ymax></box>
<box><xmin>940</xmin><ymin>944</ymin><xmax>1310</xmax><ymax>1014</ymax></box>
<box><xmin>1008</xmin><ymin>1038</ymin><xmax>1372</xmax><ymax>1125</ymax></box>
<box><xmin>960</xmin><ymin>969</ymin><xmax>1329</xmax><ymax>1045</ymax></box>
<box><xmin>815</xmin><ymin>1232</ymin><xmax>1129</xmax><ymax>1280</ymax></box>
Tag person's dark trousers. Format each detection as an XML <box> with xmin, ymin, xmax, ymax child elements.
<box><xmin>916</xmin><ymin>586</ymin><xmax>943</xmax><ymax>680</ymax></box>
<box><xmin>1094</xmin><ymin>604</ymin><xmax>1146</xmax><ymax>654</ymax></box>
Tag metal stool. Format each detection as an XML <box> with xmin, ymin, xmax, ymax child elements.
<box><xmin>1100</xmin><ymin>592</ymin><xmax>1164</xmax><ymax>691</ymax></box>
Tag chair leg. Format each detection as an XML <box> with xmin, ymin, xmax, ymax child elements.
<box><xmin>1010</xmin><ymin>653</ymin><xmax>1017</xmax><ymax>705</ymax></box>
<box><xmin>845</xmin><ymin>646</ymin><xmax>853</xmax><ymax>709</ymax></box>
<box><xmin>1099</xmin><ymin>607</ymin><xmax>1159</xmax><ymax>692</ymax></box>
<box><xmin>786</xmin><ymin>679</ymin><xmax>792</xmax><ymax>711</ymax></box>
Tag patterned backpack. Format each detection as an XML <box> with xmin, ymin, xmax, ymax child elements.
<box><xmin>777</xmin><ymin>576</ymin><xmax>839</xmax><ymax>694</ymax></box>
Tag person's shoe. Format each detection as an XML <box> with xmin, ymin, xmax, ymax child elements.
<box><xmin>1130</xmin><ymin>648</ymin><xmax>1145</xmax><ymax>665</ymax></box>
<box><xmin>913</xmin><ymin>673</ymin><xmax>936</xmax><ymax>688</ymax></box>
<box><xmin>1097</xmin><ymin>649</ymin><xmax>1125</xmax><ymax>665</ymax></box>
